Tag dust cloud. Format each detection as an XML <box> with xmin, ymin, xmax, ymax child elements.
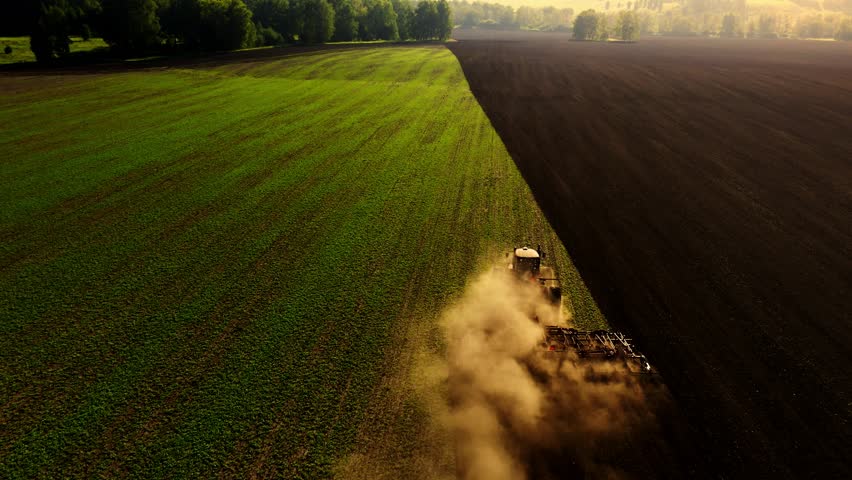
<box><xmin>438</xmin><ymin>266</ymin><xmax>663</xmax><ymax>480</ymax></box>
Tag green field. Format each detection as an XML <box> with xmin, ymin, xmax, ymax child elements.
<box><xmin>0</xmin><ymin>37</ymin><xmax>109</xmax><ymax>64</ymax></box>
<box><xmin>0</xmin><ymin>45</ymin><xmax>604</xmax><ymax>478</ymax></box>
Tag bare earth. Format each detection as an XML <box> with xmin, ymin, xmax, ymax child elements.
<box><xmin>449</xmin><ymin>29</ymin><xmax>852</xmax><ymax>479</ymax></box>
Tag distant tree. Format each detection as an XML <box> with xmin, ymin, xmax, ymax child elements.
<box><xmin>837</xmin><ymin>17</ymin><xmax>852</xmax><ymax>41</ymax></box>
<box><xmin>596</xmin><ymin>11</ymin><xmax>610</xmax><ymax>39</ymax></box>
<box><xmin>197</xmin><ymin>0</ymin><xmax>257</xmax><ymax>49</ymax></box>
<box><xmin>160</xmin><ymin>0</ymin><xmax>203</xmax><ymax>48</ymax></box>
<box><xmin>775</xmin><ymin>14</ymin><xmax>791</xmax><ymax>37</ymax></box>
<box><xmin>29</xmin><ymin>0</ymin><xmax>101</xmax><ymax>61</ymax></box>
<box><xmin>255</xmin><ymin>21</ymin><xmax>283</xmax><ymax>44</ymax></box>
<box><xmin>627</xmin><ymin>1</ymin><xmax>632</xmax><ymax>10</ymax></box>
<box><xmin>516</xmin><ymin>6</ymin><xmax>541</xmax><ymax>27</ymax></box>
<box><xmin>616</xmin><ymin>10</ymin><xmax>639</xmax><ymax>40</ymax></box>
<box><xmin>330</xmin><ymin>0</ymin><xmax>358</xmax><ymax>40</ymax></box>
<box><xmin>758</xmin><ymin>14</ymin><xmax>776</xmax><ymax>38</ymax></box>
<box><xmin>246</xmin><ymin>0</ymin><xmax>290</xmax><ymax>35</ymax></box>
<box><xmin>436</xmin><ymin>0</ymin><xmax>452</xmax><ymax>40</ymax></box>
<box><xmin>797</xmin><ymin>14</ymin><xmax>830</xmax><ymax>38</ymax></box>
<box><xmin>461</xmin><ymin>11</ymin><xmax>479</xmax><ymax>28</ymax></box>
<box><xmin>413</xmin><ymin>0</ymin><xmax>438</xmax><ymax>39</ymax></box>
<box><xmin>671</xmin><ymin>15</ymin><xmax>695</xmax><ymax>35</ymax></box>
<box><xmin>573</xmin><ymin>9</ymin><xmax>598</xmax><ymax>40</ymax></box>
<box><xmin>80</xmin><ymin>23</ymin><xmax>92</xmax><ymax>40</ymax></box>
<box><xmin>391</xmin><ymin>0</ymin><xmax>414</xmax><ymax>39</ymax></box>
<box><xmin>31</xmin><ymin>3</ymin><xmax>73</xmax><ymax>60</ymax></box>
<box><xmin>99</xmin><ymin>0</ymin><xmax>162</xmax><ymax>52</ymax></box>
<box><xmin>449</xmin><ymin>1</ymin><xmax>516</xmax><ymax>30</ymax></box>
<box><xmin>298</xmin><ymin>0</ymin><xmax>335</xmax><ymax>42</ymax></box>
<box><xmin>362</xmin><ymin>0</ymin><xmax>397</xmax><ymax>40</ymax></box>
<box><xmin>163</xmin><ymin>0</ymin><xmax>258</xmax><ymax>49</ymax></box>
<box><xmin>638</xmin><ymin>10</ymin><xmax>656</xmax><ymax>34</ymax></box>
<box><xmin>720</xmin><ymin>13</ymin><xmax>737</xmax><ymax>37</ymax></box>
<box><xmin>496</xmin><ymin>4</ymin><xmax>515</xmax><ymax>26</ymax></box>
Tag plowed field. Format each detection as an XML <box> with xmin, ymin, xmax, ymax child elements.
<box><xmin>450</xmin><ymin>29</ymin><xmax>852</xmax><ymax>479</ymax></box>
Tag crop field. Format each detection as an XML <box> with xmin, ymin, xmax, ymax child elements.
<box><xmin>450</xmin><ymin>29</ymin><xmax>852</xmax><ymax>479</ymax></box>
<box><xmin>0</xmin><ymin>45</ymin><xmax>606</xmax><ymax>478</ymax></box>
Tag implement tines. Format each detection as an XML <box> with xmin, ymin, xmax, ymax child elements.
<box><xmin>543</xmin><ymin>327</ymin><xmax>656</xmax><ymax>374</ymax></box>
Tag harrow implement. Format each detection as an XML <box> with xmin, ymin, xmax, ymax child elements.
<box><xmin>543</xmin><ymin>326</ymin><xmax>657</xmax><ymax>375</ymax></box>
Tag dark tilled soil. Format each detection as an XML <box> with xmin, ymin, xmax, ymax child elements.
<box><xmin>450</xmin><ymin>29</ymin><xmax>852</xmax><ymax>479</ymax></box>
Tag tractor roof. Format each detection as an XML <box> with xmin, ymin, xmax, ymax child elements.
<box><xmin>514</xmin><ymin>247</ymin><xmax>540</xmax><ymax>258</ymax></box>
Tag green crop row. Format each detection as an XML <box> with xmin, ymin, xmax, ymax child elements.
<box><xmin>0</xmin><ymin>45</ymin><xmax>604</xmax><ymax>478</ymax></box>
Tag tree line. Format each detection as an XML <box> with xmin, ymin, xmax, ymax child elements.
<box><xmin>453</xmin><ymin>2</ymin><xmax>574</xmax><ymax>32</ymax></box>
<box><xmin>450</xmin><ymin>0</ymin><xmax>851</xmax><ymax>41</ymax></box>
<box><xmin>451</xmin><ymin>2</ymin><xmax>638</xmax><ymax>40</ymax></box>
<box><xmin>2</xmin><ymin>0</ymin><xmax>453</xmax><ymax>62</ymax></box>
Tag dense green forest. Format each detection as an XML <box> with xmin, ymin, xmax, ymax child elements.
<box><xmin>1</xmin><ymin>0</ymin><xmax>453</xmax><ymax>62</ymax></box>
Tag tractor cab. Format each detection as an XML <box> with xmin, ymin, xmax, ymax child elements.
<box><xmin>511</xmin><ymin>246</ymin><xmax>542</xmax><ymax>276</ymax></box>
<box><xmin>509</xmin><ymin>245</ymin><xmax>561</xmax><ymax>306</ymax></box>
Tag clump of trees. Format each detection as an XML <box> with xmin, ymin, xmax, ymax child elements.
<box><xmin>412</xmin><ymin>0</ymin><xmax>452</xmax><ymax>39</ymax></box>
<box><xmin>26</xmin><ymin>0</ymin><xmax>100</xmax><ymax>61</ymax></box>
<box><xmin>99</xmin><ymin>0</ymin><xmax>162</xmax><ymax>52</ymax></box>
<box><xmin>5</xmin><ymin>0</ymin><xmax>454</xmax><ymax>62</ymax></box>
<box><xmin>454</xmin><ymin>2</ymin><xmax>515</xmax><ymax>29</ymax></box>
<box><xmin>796</xmin><ymin>13</ymin><xmax>850</xmax><ymax>39</ymax></box>
<box><xmin>453</xmin><ymin>2</ymin><xmax>573</xmax><ymax>31</ymax></box>
<box><xmin>572</xmin><ymin>10</ymin><xmax>599</xmax><ymax>40</ymax></box>
<box><xmin>615</xmin><ymin>10</ymin><xmax>639</xmax><ymax>40</ymax></box>
<box><xmin>573</xmin><ymin>9</ymin><xmax>640</xmax><ymax>41</ymax></box>
<box><xmin>297</xmin><ymin>0</ymin><xmax>336</xmax><ymax>43</ymax></box>
<box><xmin>362</xmin><ymin>0</ymin><xmax>399</xmax><ymax>40</ymax></box>
<box><xmin>514</xmin><ymin>5</ymin><xmax>573</xmax><ymax>31</ymax></box>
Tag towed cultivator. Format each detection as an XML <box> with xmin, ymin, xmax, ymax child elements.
<box><xmin>509</xmin><ymin>245</ymin><xmax>657</xmax><ymax>375</ymax></box>
<box><xmin>543</xmin><ymin>326</ymin><xmax>655</xmax><ymax>374</ymax></box>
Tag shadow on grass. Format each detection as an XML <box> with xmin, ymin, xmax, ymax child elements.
<box><xmin>0</xmin><ymin>40</ymin><xmax>449</xmax><ymax>77</ymax></box>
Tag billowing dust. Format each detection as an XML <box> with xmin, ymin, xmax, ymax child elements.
<box><xmin>435</xmin><ymin>266</ymin><xmax>664</xmax><ymax>480</ymax></box>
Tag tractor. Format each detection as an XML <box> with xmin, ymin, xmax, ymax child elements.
<box><xmin>509</xmin><ymin>245</ymin><xmax>656</xmax><ymax>375</ymax></box>
<box><xmin>508</xmin><ymin>245</ymin><xmax>562</xmax><ymax>306</ymax></box>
